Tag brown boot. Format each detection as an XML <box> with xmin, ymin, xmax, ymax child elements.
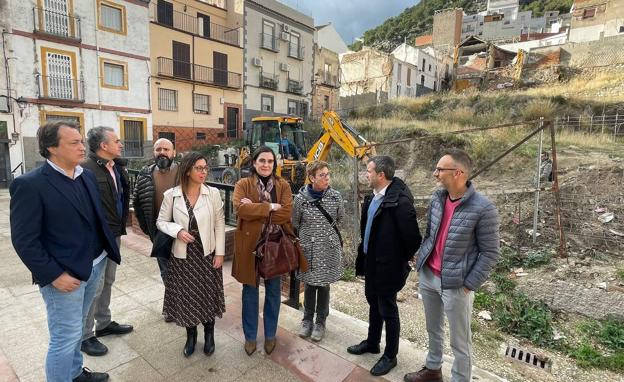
<box><xmin>403</xmin><ymin>366</ymin><xmax>443</xmax><ymax>382</ymax></box>
<box><xmin>264</xmin><ymin>338</ymin><xmax>276</xmax><ymax>354</ymax></box>
<box><xmin>244</xmin><ymin>340</ymin><xmax>256</xmax><ymax>356</ymax></box>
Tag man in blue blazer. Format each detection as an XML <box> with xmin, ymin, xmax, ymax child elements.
<box><xmin>10</xmin><ymin>120</ymin><xmax>120</xmax><ymax>382</ymax></box>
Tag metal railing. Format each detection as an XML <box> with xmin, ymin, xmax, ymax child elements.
<box><xmin>260</xmin><ymin>33</ymin><xmax>279</xmax><ymax>52</ymax></box>
<box><xmin>157</xmin><ymin>57</ymin><xmax>242</xmax><ymax>89</ymax></box>
<box><xmin>287</xmin><ymin>79</ymin><xmax>303</xmax><ymax>95</ymax></box>
<box><xmin>152</xmin><ymin>3</ymin><xmax>240</xmax><ymax>46</ymax></box>
<box><xmin>33</xmin><ymin>7</ymin><xmax>81</xmax><ymax>41</ymax></box>
<box><xmin>37</xmin><ymin>75</ymin><xmax>84</xmax><ymax>102</ymax></box>
<box><xmin>554</xmin><ymin>114</ymin><xmax>623</xmax><ymax>139</ymax></box>
<box><xmin>259</xmin><ymin>72</ymin><xmax>279</xmax><ymax>90</ymax></box>
<box><xmin>122</xmin><ymin>141</ymin><xmax>144</xmax><ymax>158</ymax></box>
<box><xmin>288</xmin><ymin>43</ymin><xmax>304</xmax><ymax>60</ymax></box>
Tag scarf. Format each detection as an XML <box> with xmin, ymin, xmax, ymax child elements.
<box><xmin>256</xmin><ymin>175</ymin><xmax>274</xmax><ymax>203</ymax></box>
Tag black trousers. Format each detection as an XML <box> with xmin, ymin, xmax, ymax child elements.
<box><xmin>365</xmin><ymin>291</ymin><xmax>400</xmax><ymax>359</ymax></box>
<box><xmin>303</xmin><ymin>284</ymin><xmax>330</xmax><ymax>324</ymax></box>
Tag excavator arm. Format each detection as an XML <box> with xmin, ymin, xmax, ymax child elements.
<box><xmin>306</xmin><ymin>111</ymin><xmax>375</xmax><ymax>162</ymax></box>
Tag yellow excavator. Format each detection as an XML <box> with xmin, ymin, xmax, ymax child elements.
<box><xmin>214</xmin><ymin>111</ymin><xmax>375</xmax><ymax>191</ymax></box>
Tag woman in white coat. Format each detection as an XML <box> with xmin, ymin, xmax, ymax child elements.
<box><xmin>156</xmin><ymin>151</ymin><xmax>225</xmax><ymax>358</ymax></box>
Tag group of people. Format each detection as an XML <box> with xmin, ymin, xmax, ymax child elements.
<box><xmin>10</xmin><ymin>120</ymin><xmax>500</xmax><ymax>382</ymax></box>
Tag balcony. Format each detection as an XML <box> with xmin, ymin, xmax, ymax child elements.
<box><xmin>287</xmin><ymin>79</ymin><xmax>303</xmax><ymax>95</ymax></box>
<box><xmin>33</xmin><ymin>7</ymin><xmax>81</xmax><ymax>41</ymax></box>
<box><xmin>152</xmin><ymin>3</ymin><xmax>240</xmax><ymax>47</ymax></box>
<box><xmin>37</xmin><ymin>75</ymin><xmax>84</xmax><ymax>102</ymax></box>
<box><xmin>319</xmin><ymin>70</ymin><xmax>339</xmax><ymax>87</ymax></box>
<box><xmin>288</xmin><ymin>43</ymin><xmax>304</xmax><ymax>60</ymax></box>
<box><xmin>260</xmin><ymin>33</ymin><xmax>279</xmax><ymax>52</ymax></box>
<box><xmin>157</xmin><ymin>57</ymin><xmax>242</xmax><ymax>89</ymax></box>
<box><xmin>259</xmin><ymin>72</ymin><xmax>279</xmax><ymax>90</ymax></box>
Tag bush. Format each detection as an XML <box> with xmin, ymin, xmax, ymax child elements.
<box><xmin>341</xmin><ymin>267</ymin><xmax>357</xmax><ymax>282</ymax></box>
<box><xmin>523</xmin><ymin>249</ymin><xmax>553</xmax><ymax>268</ymax></box>
<box><xmin>495</xmin><ymin>292</ymin><xmax>554</xmax><ymax>347</ymax></box>
<box><xmin>617</xmin><ymin>268</ymin><xmax>624</xmax><ymax>282</ymax></box>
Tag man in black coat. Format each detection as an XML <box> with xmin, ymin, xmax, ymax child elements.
<box><xmin>80</xmin><ymin>126</ymin><xmax>133</xmax><ymax>356</ymax></box>
<box><xmin>347</xmin><ymin>156</ymin><xmax>422</xmax><ymax>376</ymax></box>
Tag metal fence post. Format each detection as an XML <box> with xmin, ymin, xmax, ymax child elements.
<box><xmin>549</xmin><ymin>121</ymin><xmax>567</xmax><ymax>258</ymax></box>
<box><xmin>532</xmin><ymin>119</ymin><xmax>544</xmax><ymax>244</ymax></box>
<box><xmin>352</xmin><ymin>155</ymin><xmax>360</xmax><ymax>266</ymax></box>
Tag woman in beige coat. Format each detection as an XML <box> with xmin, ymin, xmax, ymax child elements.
<box><xmin>157</xmin><ymin>152</ymin><xmax>225</xmax><ymax>358</ymax></box>
<box><xmin>232</xmin><ymin>146</ymin><xmax>308</xmax><ymax>356</ymax></box>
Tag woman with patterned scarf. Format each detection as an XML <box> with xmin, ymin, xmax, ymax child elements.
<box><xmin>231</xmin><ymin>146</ymin><xmax>308</xmax><ymax>356</ymax></box>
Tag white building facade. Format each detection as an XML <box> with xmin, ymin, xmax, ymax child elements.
<box><xmin>244</xmin><ymin>0</ymin><xmax>314</xmax><ymax>125</ymax></box>
<box><xmin>2</xmin><ymin>0</ymin><xmax>152</xmax><ymax>175</ymax></box>
<box><xmin>390</xmin><ymin>43</ymin><xmax>438</xmax><ymax>98</ymax></box>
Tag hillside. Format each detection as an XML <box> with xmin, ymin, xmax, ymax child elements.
<box><xmin>349</xmin><ymin>0</ymin><xmax>573</xmax><ymax>52</ymax></box>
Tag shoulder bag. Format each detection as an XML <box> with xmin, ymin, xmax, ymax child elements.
<box><xmin>254</xmin><ymin>213</ymin><xmax>301</xmax><ymax>279</ymax></box>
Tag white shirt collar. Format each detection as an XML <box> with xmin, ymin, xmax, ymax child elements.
<box><xmin>47</xmin><ymin>159</ymin><xmax>83</xmax><ymax>180</ymax></box>
<box><xmin>373</xmin><ymin>182</ymin><xmax>390</xmax><ymax>199</ymax></box>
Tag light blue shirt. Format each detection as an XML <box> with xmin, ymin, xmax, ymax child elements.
<box><xmin>363</xmin><ymin>183</ymin><xmax>389</xmax><ymax>255</ymax></box>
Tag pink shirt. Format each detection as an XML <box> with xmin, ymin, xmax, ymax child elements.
<box><xmin>105</xmin><ymin>161</ymin><xmax>118</xmax><ymax>191</ymax></box>
<box><xmin>427</xmin><ymin>196</ymin><xmax>461</xmax><ymax>277</ymax></box>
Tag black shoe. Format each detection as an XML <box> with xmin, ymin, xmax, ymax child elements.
<box><xmin>370</xmin><ymin>355</ymin><xmax>397</xmax><ymax>376</ymax></box>
<box><xmin>184</xmin><ymin>326</ymin><xmax>197</xmax><ymax>357</ymax></box>
<box><xmin>203</xmin><ymin>322</ymin><xmax>215</xmax><ymax>356</ymax></box>
<box><xmin>80</xmin><ymin>337</ymin><xmax>108</xmax><ymax>356</ymax></box>
<box><xmin>346</xmin><ymin>340</ymin><xmax>381</xmax><ymax>355</ymax></box>
<box><xmin>95</xmin><ymin>321</ymin><xmax>134</xmax><ymax>337</ymax></box>
<box><xmin>73</xmin><ymin>367</ymin><xmax>109</xmax><ymax>382</ymax></box>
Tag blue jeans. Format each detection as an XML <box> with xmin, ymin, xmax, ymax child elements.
<box><xmin>40</xmin><ymin>259</ymin><xmax>106</xmax><ymax>382</ymax></box>
<box><xmin>242</xmin><ymin>277</ymin><xmax>281</xmax><ymax>341</ymax></box>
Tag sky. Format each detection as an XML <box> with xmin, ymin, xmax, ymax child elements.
<box><xmin>278</xmin><ymin>0</ymin><xmax>416</xmax><ymax>45</ymax></box>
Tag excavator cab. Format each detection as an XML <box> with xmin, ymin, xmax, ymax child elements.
<box><xmin>247</xmin><ymin>116</ymin><xmax>308</xmax><ymax>161</ymax></box>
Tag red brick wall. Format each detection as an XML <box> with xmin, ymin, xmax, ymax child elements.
<box><xmin>153</xmin><ymin>126</ymin><xmax>238</xmax><ymax>152</ymax></box>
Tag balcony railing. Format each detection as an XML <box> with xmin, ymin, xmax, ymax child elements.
<box><xmin>260</xmin><ymin>33</ymin><xmax>279</xmax><ymax>52</ymax></box>
<box><xmin>287</xmin><ymin>79</ymin><xmax>304</xmax><ymax>95</ymax></box>
<box><xmin>37</xmin><ymin>75</ymin><xmax>84</xmax><ymax>102</ymax></box>
<box><xmin>123</xmin><ymin>140</ymin><xmax>144</xmax><ymax>158</ymax></box>
<box><xmin>259</xmin><ymin>72</ymin><xmax>279</xmax><ymax>90</ymax></box>
<box><xmin>288</xmin><ymin>44</ymin><xmax>304</xmax><ymax>60</ymax></box>
<box><xmin>319</xmin><ymin>70</ymin><xmax>339</xmax><ymax>87</ymax></box>
<box><xmin>152</xmin><ymin>3</ymin><xmax>240</xmax><ymax>46</ymax></box>
<box><xmin>157</xmin><ymin>57</ymin><xmax>241</xmax><ymax>89</ymax></box>
<box><xmin>33</xmin><ymin>7</ymin><xmax>81</xmax><ymax>41</ymax></box>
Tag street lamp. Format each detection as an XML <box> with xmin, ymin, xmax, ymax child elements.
<box><xmin>0</xmin><ymin>95</ymin><xmax>28</xmax><ymax>113</ymax></box>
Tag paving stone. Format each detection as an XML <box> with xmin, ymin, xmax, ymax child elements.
<box><xmin>107</xmin><ymin>357</ymin><xmax>164</xmax><ymax>381</ymax></box>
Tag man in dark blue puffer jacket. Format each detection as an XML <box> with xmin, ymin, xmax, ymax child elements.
<box><xmin>404</xmin><ymin>149</ymin><xmax>500</xmax><ymax>382</ymax></box>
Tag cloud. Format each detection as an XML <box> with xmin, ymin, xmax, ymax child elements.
<box><xmin>278</xmin><ymin>0</ymin><xmax>415</xmax><ymax>44</ymax></box>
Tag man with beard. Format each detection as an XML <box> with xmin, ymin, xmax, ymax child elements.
<box><xmin>134</xmin><ymin>138</ymin><xmax>178</xmax><ymax>283</ymax></box>
<box><xmin>347</xmin><ymin>156</ymin><xmax>422</xmax><ymax>376</ymax></box>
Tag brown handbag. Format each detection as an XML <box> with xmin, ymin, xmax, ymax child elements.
<box><xmin>254</xmin><ymin>213</ymin><xmax>301</xmax><ymax>280</ymax></box>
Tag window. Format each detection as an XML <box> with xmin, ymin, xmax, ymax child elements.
<box><xmin>262</xmin><ymin>20</ymin><xmax>275</xmax><ymax>50</ymax></box>
<box><xmin>583</xmin><ymin>8</ymin><xmax>596</xmax><ymax>19</ymax></box>
<box><xmin>428</xmin><ymin>64</ymin><xmax>432</xmax><ymax>72</ymax></box>
<box><xmin>289</xmin><ymin>32</ymin><xmax>301</xmax><ymax>58</ymax></box>
<box><xmin>98</xmin><ymin>0</ymin><xmax>126</xmax><ymax>35</ymax></box>
<box><xmin>323</xmin><ymin>95</ymin><xmax>329</xmax><ymax>110</ymax></box>
<box><xmin>261</xmin><ymin>94</ymin><xmax>273</xmax><ymax>112</ymax></box>
<box><xmin>619</xmin><ymin>26</ymin><xmax>624</xmax><ymax>33</ymax></box>
<box><xmin>41</xmin><ymin>47</ymin><xmax>78</xmax><ymax>100</ymax></box>
<box><xmin>120</xmin><ymin>117</ymin><xmax>146</xmax><ymax>157</ymax></box>
<box><xmin>196</xmin><ymin>132</ymin><xmax>206</xmax><ymax>140</ymax></box>
<box><xmin>288</xmin><ymin>99</ymin><xmax>297</xmax><ymax>115</ymax></box>
<box><xmin>407</xmin><ymin>68</ymin><xmax>411</xmax><ymax>86</ymax></box>
<box><xmin>40</xmin><ymin>111</ymin><xmax>84</xmax><ymax>135</ymax></box>
<box><xmin>420</xmin><ymin>75</ymin><xmax>425</xmax><ymax>85</ymax></box>
<box><xmin>158</xmin><ymin>131</ymin><xmax>176</xmax><ymax>147</ymax></box>
<box><xmin>100</xmin><ymin>58</ymin><xmax>127</xmax><ymax>90</ymax></box>
<box><xmin>324</xmin><ymin>63</ymin><xmax>331</xmax><ymax>82</ymax></box>
<box><xmin>421</xmin><ymin>58</ymin><xmax>425</xmax><ymax>71</ymax></box>
<box><xmin>397</xmin><ymin>63</ymin><xmax>402</xmax><ymax>82</ymax></box>
<box><xmin>158</xmin><ymin>88</ymin><xmax>177</xmax><ymax>111</ymax></box>
<box><xmin>298</xmin><ymin>102</ymin><xmax>308</xmax><ymax>119</ymax></box>
<box><xmin>193</xmin><ymin>93</ymin><xmax>210</xmax><ymax>114</ymax></box>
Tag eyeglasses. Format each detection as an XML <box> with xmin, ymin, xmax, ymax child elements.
<box><xmin>433</xmin><ymin>167</ymin><xmax>462</xmax><ymax>174</ymax></box>
<box><xmin>256</xmin><ymin>159</ymin><xmax>275</xmax><ymax>165</ymax></box>
<box><xmin>316</xmin><ymin>172</ymin><xmax>330</xmax><ymax>178</ymax></box>
<box><xmin>193</xmin><ymin>166</ymin><xmax>209</xmax><ymax>173</ymax></box>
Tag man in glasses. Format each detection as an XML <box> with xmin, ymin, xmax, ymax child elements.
<box><xmin>404</xmin><ymin>149</ymin><xmax>500</xmax><ymax>382</ymax></box>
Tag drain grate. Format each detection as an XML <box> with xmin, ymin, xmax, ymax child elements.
<box><xmin>505</xmin><ymin>344</ymin><xmax>551</xmax><ymax>371</ymax></box>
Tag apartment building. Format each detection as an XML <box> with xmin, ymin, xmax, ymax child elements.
<box><xmin>391</xmin><ymin>43</ymin><xmax>438</xmax><ymax>98</ymax></box>
<box><xmin>2</xmin><ymin>0</ymin><xmax>152</xmax><ymax>174</ymax></box>
<box><xmin>569</xmin><ymin>0</ymin><xmax>624</xmax><ymax>42</ymax></box>
<box><xmin>149</xmin><ymin>0</ymin><xmax>244</xmax><ymax>152</ymax></box>
<box><xmin>244</xmin><ymin>0</ymin><xmax>314</xmax><ymax>125</ymax></box>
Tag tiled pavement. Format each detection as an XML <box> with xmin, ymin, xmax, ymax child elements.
<box><xmin>0</xmin><ymin>190</ymin><xmax>505</xmax><ymax>381</ymax></box>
